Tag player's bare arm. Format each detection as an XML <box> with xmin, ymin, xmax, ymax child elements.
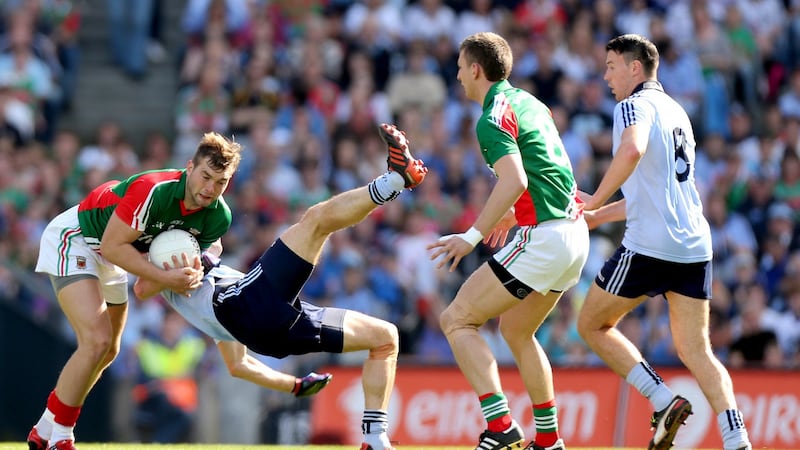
<box><xmin>101</xmin><ymin>213</ymin><xmax>203</xmax><ymax>293</ymax></box>
<box><xmin>428</xmin><ymin>153</ymin><xmax>526</xmax><ymax>271</ymax></box>
<box><xmin>216</xmin><ymin>341</ymin><xmax>332</xmax><ymax>397</ymax></box>
<box><xmin>215</xmin><ymin>340</ymin><xmax>298</xmax><ymax>392</ymax></box>
<box><xmin>583</xmin><ymin>199</ymin><xmax>627</xmax><ymax>230</ymax></box>
<box><xmin>584</xmin><ymin>124</ymin><xmax>646</xmax><ymax>210</ymax></box>
<box><xmin>485</xmin><ymin>208</ymin><xmax>517</xmax><ymax>248</ymax></box>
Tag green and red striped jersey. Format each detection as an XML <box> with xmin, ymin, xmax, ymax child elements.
<box><xmin>476</xmin><ymin>80</ymin><xmax>581</xmax><ymax>226</ymax></box>
<box><xmin>77</xmin><ymin>169</ymin><xmax>232</xmax><ymax>253</ymax></box>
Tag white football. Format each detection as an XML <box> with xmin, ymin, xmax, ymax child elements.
<box><xmin>149</xmin><ymin>229</ymin><xmax>201</xmax><ymax>269</ymax></box>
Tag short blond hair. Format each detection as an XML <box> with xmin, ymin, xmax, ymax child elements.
<box><xmin>460</xmin><ymin>32</ymin><xmax>514</xmax><ymax>82</ymax></box>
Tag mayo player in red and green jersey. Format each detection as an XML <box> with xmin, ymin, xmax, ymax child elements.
<box><xmin>428</xmin><ymin>32</ymin><xmax>589</xmax><ymax>450</ymax></box>
<box><xmin>27</xmin><ymin>132</ymin><xmax>241</xmax><ymax>450</ymax></box>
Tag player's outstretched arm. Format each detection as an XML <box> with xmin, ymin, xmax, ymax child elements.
<box><xmin>583</xmin><ymin>199</ymin><xmax>627</xmax><ymax>230</ymax></box>
<box><xmin>216</xmin><ymin>341</ymin><xmax>332</xmax><ymax>397</ymax></box>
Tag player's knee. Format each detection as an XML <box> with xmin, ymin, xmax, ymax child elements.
<box><xmin>102</xmin><ymin>341</ymin><xmax>122</xmax><ymax>366</ymax></box>
<box><xmin>299</xmin><ymin>202</ymin><xmax>330</xmax><ymax>236</ymax></box>
<box><xmin>575</xmin><ymin>309</ymin><xmax>596</xmax><ymax>340</ymax></box>
<box><xmin>439</xmin><ymin>303</ymin><xmax>480</xmax><ymax>338</ymax></box>
<box><xmin>78</xmin><ymin>330</ymin><xmax>114</xmax><ymax>363</ymax></box>
<box><xmin>369</xmin><ymin>321</ymin><xmax>399</xmax><ymax>360</ymax></box>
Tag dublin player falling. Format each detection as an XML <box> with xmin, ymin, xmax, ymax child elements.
<box><xmin>133</xmin><ymin>123</ymin><xmax>427</xmax><ymax>450</ymax></box>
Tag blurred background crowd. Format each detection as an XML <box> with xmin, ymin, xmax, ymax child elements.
<box><xmin>1</xmin><ymin>0</ymin><xmax>799</xmax><ymax>444</ymax></box>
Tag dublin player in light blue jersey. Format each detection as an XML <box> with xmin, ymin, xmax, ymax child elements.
<box><xmin>577</xmin><ymin>34</ymin><xmax>752</xmax><ymax>450</ymax></box>
<box><xmin>134</xmin><ymin>124</ymin><xmax>427</xmax><ymax>450</ymax></box>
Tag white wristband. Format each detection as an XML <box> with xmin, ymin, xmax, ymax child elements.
<box><xmin>460</xmin><ymin>226</ymin><xmax>484</xmax><ymax>247</ymax></box>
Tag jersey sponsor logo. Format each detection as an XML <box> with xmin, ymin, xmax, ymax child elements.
<box><xmin>76</xmin><ymin>256</ymin><xmax>87</xmax><ymax>270</ymax></box>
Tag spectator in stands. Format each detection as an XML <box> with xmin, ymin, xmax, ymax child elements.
<box><xmin>591</xmin><ymin>0</ymin><xmax>621</xmax><ymax>45</ymax></box>
<box><xmin>174</xmin><ymin>63</ymin><xmax>231</xmax><ymax>166</ymax></box>
<box><xmin>342</xmin><ymin>0</ymin><xmax>402</xmax><ymax>53</ymax></box>
<box><xmin>386</xmin><ymin>41</ymin><xmax>447</xmax><ymax>118</ymax></box>
<box><xmin>774</xmin><ymin>150</ymin><xmax>800</xmax><ymax>213</ymax></box>
<box><xmin>21</xmin><ymin>0</ymin><xmax>80</xmax><ymax>113</ymax></box>
<box><xmin>529</xmin><ymin>37</ymin><xmax>564</xmax><ymax>107</ymax></box>
<box><xmin>107</xmin><ymin>0</ymin><xmax>155</xmax><ymax>81</ymax></box>
<box><xmin>729</xmin><ymin>283</ymin><xmax>784</xmax><ymax>368</ymax></box>
<box><xmin>402</xmin><ymin>0</ymin><xmax>455</xmax><ymax>44</ymax></box>
<box><xmin>133</xmin><ymin>308</ymin><xmax>206</xmax><ymax>443</ymax></box>
<box><xmin>179</xmin><ymin>34</ymin><xmax>240</xmax><ymax>89</ymax></box>
<box><xmin>452</xmin><ymin>0</ymin><xmax>503</xmax><ymax>51</ymax></box>
<box><xmin>736</xmin><ymin>0</ymin><xmax>786</xmax><ymax>62</ymax></box>
<box><xmin>552</xmin><ymin>13</ymin><xmax>596</xmax><ymax>84</ymax></box>
<box><xmin>512</xmin><ymin>0</ymin><xmax>567</xmax><ymax>40</ymax></box>
<box><xmin>49</xmin><ymin>129</ymin><xmax>84</xmax><ymax>207</ymax></box>
<box><xmin>691</xmin><ymin>2</ymin><xmax>737</xmax><ymax>138</ymax></box>
<box><xmin>0</xmin><ymin>72</ymin><xmax>33</xmax><ymax>148</ymax></box>
<box><xmin>181</xmin><ymin>0</ymin><xmax>251</xmax><ymax>49</ymax></box>
<box><xmin>655</xmin><ymin>37</ymin><xmax>705</xmax><ymax>126</ymax></box>
<box><xmin>0</xmin><ymin>9</ymin><xmax>55</xmax><ymax>142</ymax></box>
<box><xmin>723</xmin><ymin>4</ymin><xmax>762</xmax><ymax>117</ymax></box>
<box><xmin>334</xmin><ymin>73</ymin><xmax>391</xmax><ymax>141</ymax></box>
<box><xmin>737</xmin><ymin>169</ymin><xmax>779</xmax><ymax>243</ymax></box>
<box><xmin>770</xmin><ymin>286</ymin><xmax>800</xmax><ymax>359</ymax></box>
<box><xmin>76</xmin><ymin>120</ymin><xmax>122</xmax><ymax>177</ymax></box>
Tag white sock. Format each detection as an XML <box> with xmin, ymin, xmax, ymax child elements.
<box><xmin>362</xmin><ymin>409</ymin><xmax>391</xmax><ymax>449</ymax></box>
<box><xmin>626</xmin><ymin>361</ymin><xmax>674</xmax><ymax>411</ymax></box>
<box><xmin>368</xmin><ymin>172</ymin><xmax>404</xmax><ymax>205</ymax></box>
<box><xmin>35</xmin><ymin>409</ymin><xmax>55</xmax><ymax>439</ymax></box>
<box><xmin>50</xmin><ymin>422</ymin><xmax>75</xmax><ymax>444</ymax></box>
<box><xmin>718</xmin><ymin>409</ymin><xmax>749</xmax><ymax>449</ymax></box>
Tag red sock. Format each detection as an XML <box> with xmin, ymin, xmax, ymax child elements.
<box><xmin>47</xmin><ymin>390</ymin><xmax>81</xmax><ymax>427</ymax></box>
<box><xmin>479</xmin><ymin>393</ymin><xmax>512</xmax><ymax>432</ymax></box>
<box><xmin>533</xmin><ymin>400</ymin><xmax>559</xmax><ymax>447</ymax></box>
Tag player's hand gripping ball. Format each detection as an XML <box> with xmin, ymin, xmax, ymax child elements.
<box><xmin>149</xmin><ymin>229</ymin><xmax>201</xmax><ymax>269</ymax></box>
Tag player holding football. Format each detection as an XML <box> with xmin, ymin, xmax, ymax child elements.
<box><xmin>28</xmin><ymin>132</ymin><xmax>242</xmax><ymax>450</ymax></box>
<box><xmin>428</xmin><ymin>32</ymin><xmax>589</xmax><ymax>450</ymax></box>
<box><xmin>577</xmin><ymin>34</ymin><xmax>752</xmax><ymax>450</ymax></box>
<box><xmin>133</xmin><ymin>124</ymin><xmax>426</xmax><ymax>450</ymax></box>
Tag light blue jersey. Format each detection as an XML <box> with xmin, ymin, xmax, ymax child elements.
<box><xmin>613</xmin><ymin>81</ymin><xmax>712</xmax><ymax>263</ymax></box>
<box><xmin>160</xmin><ymin>265</ymin><xmax>244</xmax><ymax>342</ymax></box>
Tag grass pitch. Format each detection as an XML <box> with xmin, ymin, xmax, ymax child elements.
<box><xmin>0</xmin><ymin>445</ymin><xmax>726</xmax><ymax>450</ymax></box>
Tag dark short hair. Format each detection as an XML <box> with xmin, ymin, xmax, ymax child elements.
<box><xmin>606</xmin><ymin>34</ymin><xmax>659</xmax><ymax>77</ymax></box>
<box><xmin>460</xmin><ymin>32</ymin><xmax>513</xmax><ymax>82</ymax></box>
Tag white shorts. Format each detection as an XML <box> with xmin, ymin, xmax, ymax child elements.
<box><xmin>492</xmin><ymin>217</ymin><xmax>590</xmax><ymax>294</ymax></box>
<box><xmin>36</xmin><ymin>205</ymin><xmax>129</xmax><ymax>304</ymax></box>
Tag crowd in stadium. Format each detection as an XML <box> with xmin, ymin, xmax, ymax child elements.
<box><xmin>1</xmin><ymin>0</ymin><xmax>800</xmax><ymax>443</ymax></box>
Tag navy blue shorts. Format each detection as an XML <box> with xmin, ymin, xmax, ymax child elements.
<box><xmin>596</xmin><ymin>245</ymin><xmax>712</xmax><ymax>300</ymax></box>
<box><xmin>212</xmin><ymin>239</ymin><xmax>346</xmax><ymax>358</ymax></box>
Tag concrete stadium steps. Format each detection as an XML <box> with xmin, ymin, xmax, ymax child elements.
<box><xmin>59</xmin><ymin>0</ymin><xmax>187</xmax><ymax>147</ymax></box>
